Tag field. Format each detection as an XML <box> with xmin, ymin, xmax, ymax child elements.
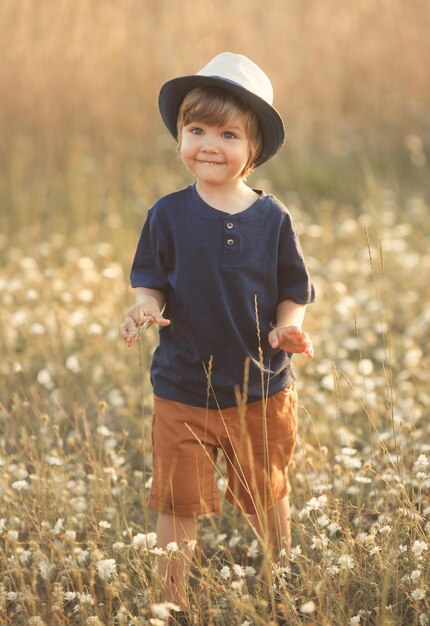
<box><xmin>1</xmin><ymin>1</ymin><xmax>429</xmax><ymax>625</ymax></box>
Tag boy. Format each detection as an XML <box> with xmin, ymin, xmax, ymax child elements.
<box><xmin>120</xmin><ymin>53</ymin><xmax>315</xmax><ymax>625</ymax></box>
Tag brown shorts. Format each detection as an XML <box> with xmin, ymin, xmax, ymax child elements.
<box><xmin>149</xmin><ymin>386</ymin><xmax>298</xmax><ymax>516</ymax></box>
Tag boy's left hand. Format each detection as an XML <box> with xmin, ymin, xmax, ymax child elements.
<box><xmin>268</xmin><ymin>325</ymin><xmax>314</xmax><ymax>360</ymax></box>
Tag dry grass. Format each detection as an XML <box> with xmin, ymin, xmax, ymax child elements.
<box><xmin>1</xmin><ymin>2</ymin><xmax>430</xmax><ymax>624</ymax></box>
<box><xmin>1</xmin><ymin>156</ymin><xmax>430</xmax><ymax>623</ymax></box>
<box><xmin>1</xmin><ymin>0</ymin><xmax>430</xmax><ymax>156</ymax></box>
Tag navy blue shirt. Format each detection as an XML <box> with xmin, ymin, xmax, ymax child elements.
<box><xmin>131</xmin><ymin>184</ymin><xmax>315</xmax><ymax>409</ymax></box>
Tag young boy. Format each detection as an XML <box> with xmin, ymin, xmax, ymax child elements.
<box><xmin>120</xmin><ymin>52</ymin><xmax>315</xmax><ymax>626</ymax></box>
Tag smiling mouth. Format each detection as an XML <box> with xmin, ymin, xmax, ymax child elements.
<box><xmin>196</xmin><ymin>160</ymin><xmax>224</xmax><ymax>166</ymax></box>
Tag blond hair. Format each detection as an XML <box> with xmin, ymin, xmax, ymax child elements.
<box><xmin>176</xmin><ymin>86</ymin><xmax>263</xmax><ymax>178</ymax></box>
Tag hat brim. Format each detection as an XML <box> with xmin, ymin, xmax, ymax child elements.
<box><xmin>158</xmin><ymin>75</ymin><xmax>285</xmax><ymax>167</ymax></box>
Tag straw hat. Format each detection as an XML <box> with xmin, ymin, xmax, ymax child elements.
<box><xmin>158</xmin><ymin>52</ymin><xmax>285</xmax><ymax>167</ymax></box>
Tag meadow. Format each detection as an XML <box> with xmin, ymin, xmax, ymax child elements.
<box><xmin>1</xmin><ymin>1</ymin><xmax>430</xmax><ymax>625</ymax></box>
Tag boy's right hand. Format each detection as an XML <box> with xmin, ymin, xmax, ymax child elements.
<box><xmin>119</xmin><ymin>304</ymin><xmax>171</xmax><ymax>347</ymax></box>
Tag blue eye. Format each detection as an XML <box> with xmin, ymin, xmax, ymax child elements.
<box><xmin>191</xmin><ymin>127</ymin><xmax>203</xmax><ymax>135</ymax></box>
<box><xmin>223</xmin><ymin>131</ymin><xmax>236</xmax><ymax>139</ymax></box>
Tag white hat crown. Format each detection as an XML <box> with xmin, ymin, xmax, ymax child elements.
<box><xmin>196</xmin><ymin>52</ymin><xmax>274</xmax><ymax>106</ymax></box>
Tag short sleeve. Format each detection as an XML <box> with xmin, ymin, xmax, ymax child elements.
<box><xmin>130</xmin><ymin>209</ymin><xmax>169</xmax><ymax>290</ymax></box>
<box><xmin>277</xmin><ymin>213</ymin><xmax>316</xmax><ymax>304</ymax></box>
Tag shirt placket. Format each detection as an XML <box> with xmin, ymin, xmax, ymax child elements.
<box><xmin>222</xmin><ymin>218</ymin><xmax>240</xmax><ymax>266</ymax></box>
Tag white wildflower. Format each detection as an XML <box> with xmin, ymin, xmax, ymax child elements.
<box><xmin>7</xmin><ymin>530</ymin><xmax>19</xmax><ymax>542</ymax></box>
<box><xmin>217</xmin><ymin>477</ymin><xmax>227</xmax><ymax>493</ymax></box>
<box><xmin>231</xmin><ymin>580</ymin><xmax>244</xmax><ymax>591</ymax></box>
<box><xmin>311</xmin><ymin>533</ymin><xmax>328</xmax><ymax>550</ymax></box>
<box><xmin>19</xmin><ymin>549</ymin><xmax>31</xmax><ymax>565</ymax></box>
<box><xmin>77</xmin><ymin>549</ymin><xmax>89</xmax><ymax>565</ymax></box>
<box><xmin>338</xmin><ymin>555</ymin><xmax>355</xmax><ymax>570</ymax></box>
<box><xmin>166</xmin><ymin>542</ymin><xmax>179</xmax><ymax>553</ymax></box>
<box><xmin>12</xmin><ymin>480</ymin><xmax>28</xmax><ymax>491</ymax></box>
<box><xmin>64</xmin><ymin>591</ymin><xmax>77</xmax><ymax>601</ymax></box>
<box><xmin>37</xmin><ymin>369</ymin><xmax>54</xmax><ymax>389</ymax></box>
<box><xmin>228</xmin><ymin>534</ymin><xmax>241</xmax><ymax>547</ymax></box>
<box><xmin>28</xmin><ymin>617</ymin><xmax>46</xmax><ymax>626</ymax></box>
<box><xmin>419</xmin><ymin>615</ymin><xmax>429</xmax><ymax>625</ymax></box>
<box><xmin>99</xmin><ymin>520</ymin><xmax>111</xmax><ymax>530</ymax></box>
<box><xmin>299</xmin><ymin>494</ymin><xmax>328</xmax><ymax>518</ymax></box>
<box><xmin>317</xmin><ymin>513</ymin><xmax>330</xmax><ymax>527</ymax></box>
<box><xmin>355</xmin><ymin>475</ymin><xmax>372</xmax><ymax>484</ymax></box>
<box><xmin>65</xmin><ymin>530</ymin><xmax>77</xmax><ymax>541</ymax></box>
<box><xmin>46</xmin><ymin>455</ymin><xmax>62</xmax><ymax>466</ymax></box>
<box><xmin>233</xmin><ymin>564</ymin><xmax>246</xmax><ymax>578</ymax></box>
<box><xmin>341</xmin><ymin>447</ymin><xmax>357</xmax><ymax>456</ymax></box>
<box><xmin>414</xmin><ymin>455</ymin><xmax>429</xmax><ymax>470</ymax></box>
<box><xmin>220</xmin><ymin>565</ymin><xmax>231</xmax><ymax>580</ymax></box>
<box><xmin>96</xmin><ymin>558</ymin><xmax>117</xmax><ymax>581</ymax></box>
<box><xmin>300</xmin><ymin>600</ymin><xmax>316</xmax><ymax>614</ymax></box>
<box><xmin>411</xmin><ymin>569</ymin><xmax>421</xmax><ymax>582</ymax></box>
<box><xmin>215</xmin><ymin>533</ymin><xmax>227</xmax><ymax>544</ymax></box>
<box><xmin>412</xmin><ymin>540</ymin><xmax>428</xmax><ymax>557</ymax></box>
<box><xmin>151</xmin><ymin>602</ymin><xmax>180</xmax><ymax>619</ymax></box>
<box><xmin>412</xmin><ymin>589</ymin><xmax>425</xmax><ymax>601</ymax></box>
<box><xmin>69</xmin><ymin>497</ymin><xmax>87</xmax><ymax>513</ymax></box>
<box><xmin>103</xmin><ymin>467</ymin><xmax>117</xmax><ymax>480</ymax></box>
<box><xmin>97</xmin><ymin>425</ymin><xmax>112</xmax><ymax>437</ymax></box>
<box><xmin>350</xmin><ymin>616</ymin><xmax>361</xmax><ymax>625</ymax></box>
<box><xmin>328</xmin><ymin>521</ymin><xmax>341</xmax><ymax>536</ymax></box>
<box><xmin>132</xmin><ymin>532</ymin><xmax>157</xmax><ymax>550</ymax></box>
<box><xmin>107</xmin><ymin>388</ymin><xmax>125</xmax><ymax>408</ymax></box>
<box><xmin>88</xmin><ymin>323</ymin><xmax>103</xmax><ymax>335</ymax></box>
<box><xmin>38</xmin><ymin>560</ymin><xmax>55</xmax><ymax>580</ymax></box>
<box><xmin>65</xmin><ymin>354</ymin><xmax>81</xmax><ymax>373</ymax></box>
<box><xmin>290</xmin><ymin>545</ymin><xmax>302</xmax><ymax>561</ymax></box>
<box><xmin>78</xmin><ymin>288</ymin><xmax>93</xmax><ymax>303</ymax></box>
<box><xmin>335</xmin><ymin>450</ymin><xmax>362</xmax><ymax>469</ymax></box>
<box><xmin>247</xmin><ymin>539</ymin><xmax>259</xmax><ymax>558</ymax></box>
<box><xmin>77</xmin><ymin>592</ymin><xmax>93</xmax><ymax>604</ymax></box>
<box><xmin>6</xmin><ymin>591</ymin><xmax>18</xmax><ymax>601</ymax></box>
<box><xmin>415</xmin><ymin>472</ymin><xmax>429</xmax><ymax>480</ymax></box>
<box><xmin>54</xmin><ymin>519</ymin><xmax>64</xmax><ymax>534</ymax></box>
<box><xmin>245</xmin><ymin>566</ymin><xmax>256</xmax><ymax>576</ymax></box>
<box><xmin>86</xmin><ymin>618</ymin><xmax>104</xmax><ymax>626</ymax></box>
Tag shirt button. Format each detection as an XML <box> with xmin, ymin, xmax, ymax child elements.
<box><xmin>226</xmin><ymin>222</ymin><xmax>234</xmax><ymax>229</ymax></box>
<box><xmin>226</xmin><ymin>238</ymin><xmax>234</xmax><ymax>245</ymax></box>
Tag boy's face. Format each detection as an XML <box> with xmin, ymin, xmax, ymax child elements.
<box><xmin>179</xmin><ymin>117</ymin><xmax>252</xmax><ymax>187</ymax></box>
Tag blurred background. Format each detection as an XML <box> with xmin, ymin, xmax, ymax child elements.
<box><xmin>1</xmin><ymin>0</ymin><xmax>429</xmax><ymax>239</ymax></box>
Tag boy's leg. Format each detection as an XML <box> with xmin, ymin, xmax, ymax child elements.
<box><xmin>248</xmin><ymin>493</ymin><xmax>292</xmax><ymax>561</ymax></box>
<box><xmin>156</xmin><ymin>513</ymin><xmax>198</xmax><ymax>611</ymax></box>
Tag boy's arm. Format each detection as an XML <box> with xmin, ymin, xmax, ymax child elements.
<box><xmin>119</xmin><ymin>287</ymin><xmax>170</xmax><ymax>346</ymax></box>
<box><xmin>276</xmin><ymin>299</ymin><xmax>307</xmax><ymax>328</ymax></box>
<box><xmin>268</xmin><ymin>299</ymin><xmax>314</xmax><ymax>360</ymax></box>
<box><xmin>134</xmin><ymin>287</ymin><xmax>166</xmax><ymax>311</ymax></box>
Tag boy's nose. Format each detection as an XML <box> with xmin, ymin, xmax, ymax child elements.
<box><xmin>201</xmin><ymin>137</ymin><xmax>219</xmax><ymax>151</ymax></box>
